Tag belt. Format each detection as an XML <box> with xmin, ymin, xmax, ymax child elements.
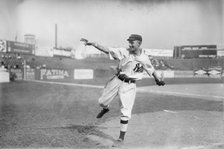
<box><xmin>117</xmin><ymin>74</ymin><xmax>136</xmax><ymax>84</ymax></box>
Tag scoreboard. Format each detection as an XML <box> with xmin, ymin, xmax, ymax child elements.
<box><xmin>173</xmin><ymin>45</ymin><xmax>217</xmax><ymax>59</ymax></box>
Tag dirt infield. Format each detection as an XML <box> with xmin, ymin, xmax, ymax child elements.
<box><xmin>0</xmin><ymin>81</ymin><xmax>223</xmax><ymax>148</ymax></box>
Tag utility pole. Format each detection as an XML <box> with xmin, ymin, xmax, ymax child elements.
<box><xmin>55</xmin><ymin>24</ymin><xmax>57</xmax><ymax>49</ymax></box>
<box><xmin>23</xmin><ymin>59</ymin><xmax>26</xmax><ymax>80</ymax></box>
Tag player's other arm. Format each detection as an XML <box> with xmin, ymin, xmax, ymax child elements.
<box><xmin>143</xmin><ymin>60</ymin><xmax>165</xmax><ymax>86</ymax></box>
<box><xmin>152</xmin><ymin>71</ymin><xmax>165</xmax><ymax>85</ymax></box>
<box><xmin>80</xmin><ymin>38</ymin><xmax>109</xmax><ymax>55</ymax></box>
<box><xmin>145</xmin><ymin>69</ymin><xmax>165</xmax><ymax>86</ymax></box>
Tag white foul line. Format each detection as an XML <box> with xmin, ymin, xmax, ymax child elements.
<box><xmin>28</xmin><ymin>80</ymin><xmax>224</xmax><ymax>100</ymax></box>
<box><xmin>137</xmin><ymin>88</ymin><xmax>224</xmax><ymax>100</ymax></box>
<box><xmin>28</xmin><ymin>80</ymin><xmax>104</xmax><ymax>89</ymax></box>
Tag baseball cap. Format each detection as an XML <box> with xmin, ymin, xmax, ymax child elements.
<box><xmin>127</xmin><ymin>34</ymin><xmax>142</xmax><ymax>42</ymax></box>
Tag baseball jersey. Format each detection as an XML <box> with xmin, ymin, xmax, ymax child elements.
<box><xmin>109</xmin><ymin>47</ymin><xmax>155</xmax><ymax>80</ymax></box>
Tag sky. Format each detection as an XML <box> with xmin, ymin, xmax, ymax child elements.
<box><xmin>0</xmin><ymin>0</ymin><xmax>223</xmax><ymax>53</ymax></box>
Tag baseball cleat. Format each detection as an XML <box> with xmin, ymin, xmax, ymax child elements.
<box><xmin>96</xmin><ymin>108</ymin><xmax>109</xmax><ymax>118</ymax></box>
<box><xmin>112</xmin><ymin>138</ymin><xmax>124</xmax><ymax>147</ymax></box>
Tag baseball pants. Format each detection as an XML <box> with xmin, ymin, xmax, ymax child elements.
<box><xmin>98</xmin><ymin>75</ymin><xmax>136</xmax><ymax>121</ymax></box>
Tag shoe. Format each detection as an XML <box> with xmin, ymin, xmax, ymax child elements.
<box><xmin>96</xmin><ymin>108</ymin><xmax>109</xmax><ymax>118</ymax></box>
<box><xmin>112</xmin><ymin>138</ymin><xmax>124</xmax><ymax>148</ymax></box>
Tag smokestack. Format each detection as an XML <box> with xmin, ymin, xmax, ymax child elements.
<box><xmin>55</xmin><ymin>24</ymin><xmax>57</xmax><ymax>48</ymax></box>
<box><xmin>222</xmin><ymin>1</ymin><xmax>224</xmax><ymax>48</ymax></box>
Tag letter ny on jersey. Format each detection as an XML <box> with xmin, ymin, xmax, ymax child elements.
<box><xmin>109</xmin><ymin>47</ymin><xmax>155</xmax><ymax>80</ymax></box>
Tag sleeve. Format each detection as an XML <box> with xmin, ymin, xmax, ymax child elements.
<box><xmin>108</xmin><ymin>47</ymin><xmax>128</xmax><ymax>60</ymax></box>
<box><xmin>142</xmin><ymin>56</ymin><xmax>155</xmax><ymax>76</ymax></box>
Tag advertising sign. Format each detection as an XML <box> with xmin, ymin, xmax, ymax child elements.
<box><xmin>40</xmin><ymin>69</ymin><xmax>69</xmax><ymax>80</ymax></box>
<box><xmin>74</xmin><ymin>69</ymin><xmax>93</xmax><ymax>79</ymax></box>
<box><xmin>7</xmin><ymin>41</ymin><xmax>34</xmax><ymax>55</ymax></box>
<box><xmin>10</xmin><ymin>69</ymin><xmax>23</xmax><ymax>80</ymax></box>
<box><xmin>26</xmin><ymin>68</ymin><xmax>35</xmax><ymax>80</ymax></box>
<box><xmin>0</xmin><ymin>39</ymin><xmax>7</xmax><ymax>52</ymax></box>
<box><xmin>53</xmin><ymin>48</ymin><xmax>72</xmax><ymax>58</ymax></box>
<box><xmin>193</xmin><ymin>67</ymin><xmax>222</xmax><ymax>78</ymax></box>
<box><xmin>217</xmin><ymin>50</ymin><xmax>224</xmax><ymax>57</ymax></box>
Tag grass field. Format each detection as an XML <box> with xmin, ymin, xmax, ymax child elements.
<box><xmin>0</xmin><ymin>81</ymin><xmax>223</xmax><ymax>148</ymax></box>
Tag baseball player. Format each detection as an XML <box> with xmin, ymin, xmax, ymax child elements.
<box><xmin>81</xmin><ymin>34</ymin><xmax>165</xmax><ymax>147</ymax></box>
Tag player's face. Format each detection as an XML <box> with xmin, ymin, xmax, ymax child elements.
<box><xmin>128</xmin><ymin>40</ymin><xmax>141</xmax><ymax>52</ymax></box>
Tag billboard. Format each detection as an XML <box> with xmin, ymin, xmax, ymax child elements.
<box><xmin>0</xmin><ymin>39</ymin><xmax>7</xmax><ymax>52</ymax></box>
<box><xmin>40</xmin><ymin>69</ymin><xmax>70</xmax><ymax>80</ymax></box>
<box><xmin>217</xmin><ymin>50</ymin><xmax>224</xmax><ymax>57</ymax></box>
<box><xmin>74</xmin><ymin>69</ymin><xmax>93</xmax><ymax>79</ymax></box>
<box><xmin>173</xmin><ymin>45</ymin><xmax>217</xmax><ymax>59</ymax></box>
<box><xmin>7</xmin><ymin>41</ymin><xmax>34</xmax><ymax>55</ymax></box>
<box><xmin>53</xmin><ymin>48</ymin><xmax>72</xmax><ymax>58</ymax></box>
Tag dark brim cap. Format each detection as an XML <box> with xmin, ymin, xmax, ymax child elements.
<box><xmin>127</xmin><ymin>34</ymin><xmax>142</xmax><ymax>42</ymax></box>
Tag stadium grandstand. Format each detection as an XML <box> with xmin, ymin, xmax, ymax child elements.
<box><xmin>0</xmin><ymin>36</ymin><xmax>224</xmax><ymax>83</ymax></box>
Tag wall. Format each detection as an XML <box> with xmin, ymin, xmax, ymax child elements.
<box><xmin>0</xmin><ymin>68</ymin><xmax>9</xmax><ymax>83</ymax></box>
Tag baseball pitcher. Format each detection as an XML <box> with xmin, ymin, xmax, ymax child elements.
<box><xmin>81</xmin><ymin>34</ymin><xmax>165</xmax><ymax>147</ymax></box>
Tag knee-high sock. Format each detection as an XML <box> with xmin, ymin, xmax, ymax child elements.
<box><xmin>119</xmin><ymin>120</ymin><xmax>128</xmax><ymax>140</ymax></box>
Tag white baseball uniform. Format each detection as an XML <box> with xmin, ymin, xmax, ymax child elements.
<box><xmin>98</xmin><ymin>47</ymin><xmax>155</xmax><ymax>121</ymax></box>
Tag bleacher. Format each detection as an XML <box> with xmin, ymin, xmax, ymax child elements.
<box><xmin>1</xmin><ymin>52</ymin><xmax>223</xmax><ymax>72</ymax></box>
<box><xmin>164</xmin><ymin>58</ymin><xmax>224</xmax><ymax>70</ymax></box>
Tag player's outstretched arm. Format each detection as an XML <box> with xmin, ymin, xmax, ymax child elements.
<box><xmin>80</xmin><ymin>38</ymin><xmax>109</xmax><ymax>55</ymax></box>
